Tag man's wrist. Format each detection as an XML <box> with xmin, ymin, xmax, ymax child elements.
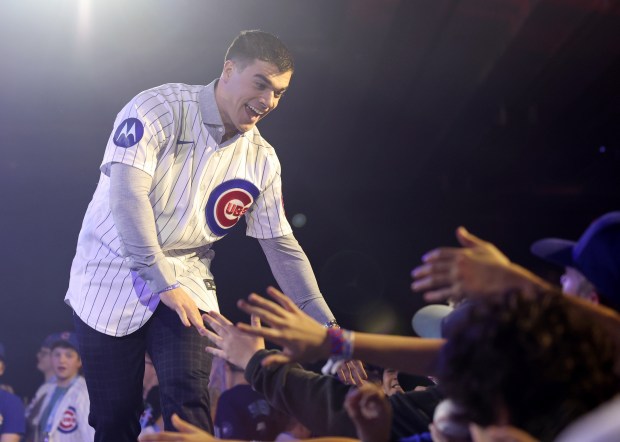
<box><xmin>326</xmin><ymin>328</ymin><xmax>355</xmax><ymax>360</ymax></box>
<box><xmin>155</xmin><ymin>282</ymin><xmax>180</xmax><ymax>295</ymax></box>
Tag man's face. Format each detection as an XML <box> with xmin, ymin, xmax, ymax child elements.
<box><xmin>219</xmin><ymin>59</ymin><xmax>292</xmax><ymax>134</ymax></box>
<box><xmin>37</xmin><ymin>346</ymin><xmax>53</xmax><ymax>373</ymax></box>
<box><xmin>52</xmin><ymin>347</ymin><xmax>82</xmax><ymax>383</ymax></box>
<box><xmin>382</xmin><ymin>369</ymin><xmax>404</xmax><ymax>396</ymax></box>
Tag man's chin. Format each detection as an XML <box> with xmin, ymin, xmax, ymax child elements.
<box><xmin>236</xmin><ymin>122</ymin><xmax>257</xmax><ymax>133</ymax></box>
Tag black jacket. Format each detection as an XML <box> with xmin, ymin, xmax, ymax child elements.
<box><xmin>244</xmin><ymin>349</ymin><xmax>443</xmax><ymax>441</ymax></box>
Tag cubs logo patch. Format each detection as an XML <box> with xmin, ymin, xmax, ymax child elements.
<box><xmin>113</xmin><ymin>117</ymin><xmax>144</xmax><ymax>148</ymax></box>
<box><xmin>206</xmin><ymin>179</ymin><xmax>260</xmax><ymax>236</ymax></box>
<box><xmin>58</xmin><ymin>406</ymin><xmax>78</xmax><ymax>433</ymax></box>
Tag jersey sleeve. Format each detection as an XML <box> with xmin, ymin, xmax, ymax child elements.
<box><xmin>245</xmin><ymin>159</ymin><xmax>293</xmax><ymax>239</ymax></box>
<box><xmin>100</xmin><ymin>89</ymin><xmax>174</xmax><ymax>177</ymax></box>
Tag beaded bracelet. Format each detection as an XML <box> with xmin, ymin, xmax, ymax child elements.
<box><xmin>155</xmin><ymin>282</ymin><xmax>180</xmax><ymax>294</ymax></box>
<box><xmin>326</xmin><ymin>328</ymin><xmax>355</xmax><ymax>360</ymax></box>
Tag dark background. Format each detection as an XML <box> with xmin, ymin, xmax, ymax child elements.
<box><xmin>1</xmin><ymin>0</ymin><xmax>619</xmax><ymax>399</ymax></box>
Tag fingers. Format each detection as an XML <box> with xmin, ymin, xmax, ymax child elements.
<box><xmin>202</xmin><ymin>313</ymin><xmax>228</xmax><ymax>336</ymax></box>
<box><xmin>456</xmin><ymin>226</ymin><xmax>486</xmax><ymax>248</ymax></box>
<box><xmin>171</xmin><ymin>413</ymin><xmax>202</xmax><ymax>434</ymax></box>
<box><xmin>424</xmin><ymin>287</ymin><xmax>461</xmax><ymax>303</ymax></box>
<box><xmin>266</xmin><ymin>286</ymin><xmax>299</xmax><ymax>312</ymax></box>
<box><xmin>343</xmin><ymin>387</ymin><xmax>362</xmax><ymax>418</ymax></box>
<box><xmin>186</xmin><ymin>308</ymin><xmax>208</xmax><ymax>335</ymax></box>
<box><xmin>203</xmin><ymin>310</ymin><xmax>233</xmax><ymax>326</ymax></box>
<box><xmin>204</xmin><ymin>346</ymin><xmax>226</xmax><ymax>359</ymax></box>
<box><xmin>236</xmin><ymin>322</ymin><xmax>283</xmax><ymax>341</ymax></box>
<box><xmin>250</xmin><ymin>314</ymin><xmax>261</xmax><ymax>328</ymax></box>
<box><xmin>338</xmin><ymin>365</ymin><xmax>355</xmax><ymax>385</ymax></box>
<box><xmin>411</xmin><ymin>275</ymin><xmax>453</xmax><ymax>293</ymax></box>
<box><xmin>202</xmin><ymin>329</ymin><xmax>222</xmax><ymax>346</ymax></box>
<box><xmin>176</xmin><ymin>308</ymin><xmax>191</xmax><ymax>328</ymax></box>
<box><xmin>350</xmin><ymin>360</ymin><xmax>368</xmax><ymax>384</ymax></box>
<box><xmin>423</xmin><ymin>247</ymin><xmax>465</xmax><ymax>262</ymax></box>
<box><xmin>237</xmin><ymin>298</ymin><xmax>286</xmax><ymax>327</ymax></box>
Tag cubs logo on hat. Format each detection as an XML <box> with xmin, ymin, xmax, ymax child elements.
<box><xmin>531</xmin><ymin>211</ymin><xmax>620</xmax><ymax>310</ymax></box>
<box><xmin>206</xmin><ymin>179</ymin><xmax>260</xmax><ymax>236</ymax></box>
<box><xmin>50</xmin><ymin>331</ymin><xmax>80</xmax><ymax>354</ymax></box>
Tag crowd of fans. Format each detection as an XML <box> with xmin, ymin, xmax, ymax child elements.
<box><xmin>1</xmin><ymin>210</ymin><xmax>619</xmax><ymax>442</ymax></box>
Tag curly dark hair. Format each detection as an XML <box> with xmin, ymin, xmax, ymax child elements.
<box><xmin>438</xmin><ymin>290</ymin><xmax>619</xmax><ymax>441</ymax></box>
<box><xmin>225</xmin><ymin>30</ymin><xmax>294</xmax><ymax>73</ymax></box>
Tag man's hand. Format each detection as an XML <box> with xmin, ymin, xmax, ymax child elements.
<box><xmin>138</xmin><ymin>413</ymin><xmax>213</xmax><ymax>441</ymax></box>
<box><xmin>411</xmin><ymin>227</ymin><xmax>513</xmax><ymax>303</ymax></box>
<box><xmin>202</xmin><ymin>312</ymin><xmax>265</xmax><ymax>370</ymax></box>
<box><xmin>344</xmin><ymin>383</ymin><xmax>391</xmax><ymax>442</ymax></box>
<box><xmin>160</xmin><ymin>287</ymin><xmax>208</xmax><ymax>335</ymax></box>
<box><xmin>322</xmin><ymin>358</ymin><xmax>368</xmax><ymax>386</ymax></box>
<box><xmin>236</xmin><ymin>286</ymin><xmax>331</xmax><ymax>366</ymax></box>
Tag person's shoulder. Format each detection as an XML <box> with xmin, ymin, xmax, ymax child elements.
<box><xmin>132</xmin><ymin>83</ymin><xmax>203</xmax><ymax>106</ymax></box>
<box><xmin>245</xmin><ymin>127</ymin><xmax>276</xmax><ymax>153</ymax></box>
<box><xmin>0</xmin><ymin>388</ymin><xmax>24</xmax><ymax>409</ymax></box>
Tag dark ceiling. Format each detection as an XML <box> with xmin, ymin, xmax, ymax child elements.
<box><xmin>1</xmin><ymin>0</ymin><xmax>619</xmax><ymax>395</ymax></box>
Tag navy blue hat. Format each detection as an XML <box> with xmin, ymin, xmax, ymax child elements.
<box><xmin>530</xmin><ymin>211</ymin><xmax>620</xmax><ymax>310</ymax></box>
<box><xmin>49</xmin><ymin>331</ymin><xmax>80</xmax><ymax>354</ymax></box>
<box><xmin>42</xmin><ymin>332</ymin><xmax>64</xmax><ymax>349</ymax></box>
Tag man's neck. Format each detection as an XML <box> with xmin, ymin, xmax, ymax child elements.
<box><xmin>56</xmin><ymin>375</ymin><xmax>78</xmax><ymax>388</ymax></box>
<box><xmin>213</xmin><ymin>78</ymin><xmax>239</xmax><ymax>142</ymax></box>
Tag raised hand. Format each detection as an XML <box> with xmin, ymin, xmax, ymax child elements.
<box><xmin>344</xmin><ymin>383</ymin><xmax>391</xmax><ymax>442</ymax></box>
<box><xmin>202</xmin><ymin>311</ymin><xmax>265</xmax><ymax>370</ymax></box>
<box><xmin>411</xmin><ymin>226</ymin><xmax>515</xmax><ymax>303</ymax></box>
<box><xmin>235</xmin><ymin>286</ymin><xmax>331</xmax><ymax>366</ymax></box>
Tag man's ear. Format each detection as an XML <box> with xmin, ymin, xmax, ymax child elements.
<box><xmin>221</xmin><ymin>59</ymin><xmax>235</xmax><ymax>82</ymax></box>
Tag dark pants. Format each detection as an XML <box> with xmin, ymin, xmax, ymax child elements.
<box><xmin>74</xmin><ymin>304</ymin><xmax>213</xmax><ymax>442</ymax></box>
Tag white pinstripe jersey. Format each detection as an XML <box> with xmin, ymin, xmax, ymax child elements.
<box><xmin>65</xmin><ymin>82</ymin><xmax>292</xmax><ymax>337</ymax></box>
<box><xmin>30</xmin><ymin>376</ymin><xmax>94</xmax><ymax>442</ymax></box>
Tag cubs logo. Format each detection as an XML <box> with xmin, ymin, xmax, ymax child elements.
<box><xmin>58</xmin><ymin>406</ymin><xmax>78</xmax><ymax>433</ymax></box>
<box><xmin>206</xmin><ymin>179</ymin><xmax>260</xmax><ymax>236</ymax></box>
<box><xmin>113</xmin><ymin>117</ymin><xmax>144</xmax><ymax>148</ymax></box>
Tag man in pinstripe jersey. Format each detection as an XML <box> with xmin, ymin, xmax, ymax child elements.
<box><xmin>65</xmin><ymin>30</ymin><xmax>348</xmax><ymax>441</ymax></box>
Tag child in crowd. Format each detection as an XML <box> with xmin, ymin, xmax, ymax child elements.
<box><xmin>27</xmin><ymin>332</ymin><xmax>93</xmax><ymax>442</ymax></box>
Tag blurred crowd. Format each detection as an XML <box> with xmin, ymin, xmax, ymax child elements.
<box><xmin>1</xmin><ymin>211</ymin><xmax>619</xmax><ymax>442</ymax></box>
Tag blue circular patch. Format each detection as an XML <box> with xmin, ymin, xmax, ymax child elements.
<box><xmin>113</xmin><ymin>118</ymin><xmax>144</xmax><ymax>148</ymax></box>
<box><xmin>206</xmin><ymin>179</ymin><xmax>260</xmax><ymax>236</ymax></box>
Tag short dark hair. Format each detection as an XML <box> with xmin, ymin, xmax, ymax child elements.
<box><xmin>438</xmin><ymin>290</ymin><xmax>619</xmax><ymax>441</ymax></box>
<box><xmin>225</xmin><ymin>30</ymin><xmax>294</xmax><ymax>73</ymax></box>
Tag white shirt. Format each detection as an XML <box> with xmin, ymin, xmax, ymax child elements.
<box><xmin>66</xmin><ymin>81</ymin><xmax>292</xmax><ymax>336</ymax></box>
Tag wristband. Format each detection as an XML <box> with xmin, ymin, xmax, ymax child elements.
<box><xmin>324</xmin><ymin>319</ymin><xmax>339</xmax><ymax>329</ymax></box>
<box><xmin>326</xmin><ymin>328</ymin><xmax>355</xmax><ymax>360</ymax></box>
<box><xmin>155</xmin><ymin>282</ymin><xmax>180</xmax><ymax>295</ymax></box>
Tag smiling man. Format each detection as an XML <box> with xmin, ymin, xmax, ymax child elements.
<box><xmin>66</xmin><ymin>30</ymin><xmax>341</xmax><ymax>441</ymax></box>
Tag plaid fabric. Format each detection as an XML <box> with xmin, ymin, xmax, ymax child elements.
<box><xmin>74</xmin><ymin>304</ymin><xmax>213</xmax><ymax>442</ymax></box>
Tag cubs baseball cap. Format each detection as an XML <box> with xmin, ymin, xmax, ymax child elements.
<box><xmin>530</xmin><ymin>211</ymin><xmax>620</xmax><ymax>310</ymax></box>
<box><xmin>42</xmin><ymin>332</ymin><xmax>65</xmax><ymax>349</ymax></box>
<box><xmin>49</xmin><ymin>331</ymin><xmax>80</xmax><ymax>354</ymax></box>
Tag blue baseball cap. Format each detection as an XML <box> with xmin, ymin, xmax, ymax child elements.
<box><xmin>530</xmin><ymin>211</ymin><xmax>620</xmax><ymax>310</ymax></box>
<box><xmin>49</xmin><ymin>331</ymin><xmax>80</xmax><ymax>354</ymax></box>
